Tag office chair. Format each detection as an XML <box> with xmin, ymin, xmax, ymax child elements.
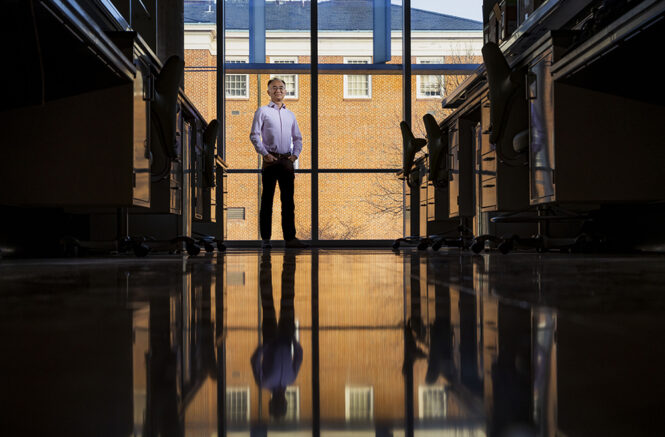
<box><xmin>194</xmin><ymin>119</ymin><xmax>226</xmax><ymax>252</ymax></box>
<box><xmin>151</xmin><ymin>55</ymin><xmax>184</xmax><ymax>182</ymax></box>
<box><xmin>393</xmin><ymin>121</ymin><xmax>429</xmax><ymax>249</ymax></box>
<box><xmin>423</xmin><ymin>114</ymin><xmax>475</xmax><ymax>251</ymax></box>
<box><xmin>482</xmin><ymin>42</ymin><xmax>529</xmax><ymax>167</ymax></box>
<box><xmin>472</xmin><ymin>43</ymin><xmax>594</xmax><ymax>253</ymax></box>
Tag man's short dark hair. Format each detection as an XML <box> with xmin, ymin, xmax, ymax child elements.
<box><xmin>268</xmin><ymin>77</ymin><xmax>285</xmax><ymax>88</ymax></box>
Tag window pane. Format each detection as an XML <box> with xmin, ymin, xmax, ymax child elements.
<box><xmin>271</xmin><ymin>58</ymin><xmax>299</xmax><ymax>98</ymax></box>
<box><xmin>319</xmin><ymin>74</ymin><xmax>401</xmax><ymax>169</ymax></box>
<box><xmin>225</xmin><ymin>74</ymin><xmax>311</xmax><ymax>170</ymax></box>
<box><xmin>317</xmin><ymin>0</ymin><xmax>402</xmax><ymax>63</ymax></box>
<box><xmin>226</xmin><ymin>172</ymin><xmax>311</xmax><ymax>241</ymax></box>
<box><xmin>269</xmin><ymin>173</ymin><xmax>312</xmax><ymax>241</ymax></box>
<box><xmin>226</xmin><ymin>173</ymin><xmax>260</xmax><ymax>240</ymax></box>
<box><xmin>224</xmin><ymin>0</ymin><xmax>311</xmax><ymax>64</ymax></box>
<box><xmin>344</xmin><ymin>58</ymin><xmax>370</xmax><ymax>98</ymax></box>
<box><xmin>319</xmin><ymin>173</ymin><xmax>402</xmax><ymax>239</ymax></box>
<box><xmin>184</xmin><ymin>2</ymin><xmax>217</xmax><ymax>126</ymax></box>
<box><xmin>417</xmin><ymin>57</ymin><xmax>444</xmax><ymax>98</ymax></box>
<box><xmin>409</xmin><ymin>2</ymin><xmax>483</xmax><ymax>124</ymax></box>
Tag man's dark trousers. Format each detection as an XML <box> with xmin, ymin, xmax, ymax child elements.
<box><xmin>260</xmin><ymin>157</ymin><xmax>296</xmax><ymax>241</ymax></box>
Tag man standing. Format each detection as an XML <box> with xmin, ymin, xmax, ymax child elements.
<box><xmin>250</xmin><ymin>78</ymin><xmax>308</xmax><ymax>249</ymax></box>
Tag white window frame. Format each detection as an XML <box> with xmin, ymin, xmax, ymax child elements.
<box><xmin>343</xmin><ymin>57</ymin><xmax>372</xmax><ymax>99</ymax></box>
<box><xmin>418</xmin><ymin>385</ymin><xmax>447</xmax><ymax>419</ymax></box>
<box><xmin>225</xmin><ymin>56</ymin><xmax>249</xmax><ymax>100</ymax></box>
<box><xmin>270</xmin><ymin>56</ymin><xmax>299</xmax><ymax>99</ymax></box>
<box><xmin>345</xmin><ymin>385</ymin><xmax>374</xmax><ymax>421</ymax></box>
<box><xmin>285</xmin><ymin>386</ymin><xmax>300</xmax><ymax>421</ymax></box>
<box><xmin>416</xmin><ymin>57</ymin><xmax>445</xmax><ymax>99</ymax></box>
<box><xmin>226</xmin><ymin>386</ymin><xmax>250</xmax><ymax>423</ymax></box>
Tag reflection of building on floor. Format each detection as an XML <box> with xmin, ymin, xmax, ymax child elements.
<box><xmin>222</xmin><ymin>253</ymin><xmax>485</xmax><ymax>428</ymax></box>
<box><xmin>183</xmin><ymin>1</ymin><xmax>483</xmax><ymax>240</ymax></box>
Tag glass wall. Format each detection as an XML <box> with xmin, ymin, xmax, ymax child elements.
<box><xmin>184</xmin><ymin>0</ymin><xmax>483</xmax><ymax>241</ymax></box>
<box><xmin>319</xmin><ymin>173</ymin><xmax>401</xmax><ymax>239</ymax></box>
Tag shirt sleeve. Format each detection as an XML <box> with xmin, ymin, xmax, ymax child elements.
<box><xmin>250</xmin><ymin>346</ymin><xmax>263</xmax><ymax>384</ymax></box>
<box><xmin>291</xmin><ymin>114</ymin><xmax>303</xmax><ymax>158</ymax></box>
<box><xmin>250</xmin><ymin>108</ymin><xmax>269</xmax><ymax>156</ymax></box>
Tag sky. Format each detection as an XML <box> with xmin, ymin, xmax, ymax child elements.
<box><xmin>408</xmin><ymin>0</ymin><xmax>483</xmax><ymax>21</ymax></box>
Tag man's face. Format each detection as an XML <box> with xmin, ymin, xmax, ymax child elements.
<box><xmin>267</xmin><ymin>80</ymin><xmax>286</xmax><ymax>103</ymax></box>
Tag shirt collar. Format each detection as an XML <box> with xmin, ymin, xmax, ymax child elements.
<box><xmin>269</xmin><ymin>101</ymin><xmax>286</xmax><ymax>109</ymax></box>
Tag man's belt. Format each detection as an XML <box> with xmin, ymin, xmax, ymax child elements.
<box><xmin>273</xmin><ymin>152</ymin><xmax>292</xmax><ymax>159</ymax></box>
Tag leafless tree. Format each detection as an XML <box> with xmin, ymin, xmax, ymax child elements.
<box><xmin>299</xmin><ymin>217</ymin><xmax>365</xmax><ymax>240</ymax></box>
<box><xmin>362</xmin><ymin>46</ymin><xmax>479</xmax><ymax>219</ymax></box>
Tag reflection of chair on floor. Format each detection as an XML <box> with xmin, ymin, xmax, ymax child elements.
<box><xmin>403</xmin><ymin>252</ymin><xmax>427</xmax><ymax>374</ymax></box>
<box><xmin>393</xmin><ymin>121</ymin><xmax>428</xmax><ymax>249</ymax></box>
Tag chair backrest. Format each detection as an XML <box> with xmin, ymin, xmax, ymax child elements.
<box><xmin>482</xmin><ymin>42</ymin><xmax>528</xmax><ymax>166</ymax></box>
<box><xmin>151</xmin><ymin>55</ymin><xmax>185</xmax><ymax>162</ymax></box>
<box><xmin>202</xmin><ymin>119</ymin><xmax>220</xmax><ymax>188</ymax></box>
<box><xmin>423</xmin><ymin>114</ymin><xmax>449</xmax><ymax>189</ymax></box>
<box><xmin>400</xmin><ymin>121</ymin><xmax>426</xmax><ymax>189</ymax></box>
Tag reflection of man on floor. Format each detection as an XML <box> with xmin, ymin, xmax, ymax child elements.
<box><xmin>251</xmin><ymin>252</ymin><xmax>302</xmax><ymax>418</ymax></box>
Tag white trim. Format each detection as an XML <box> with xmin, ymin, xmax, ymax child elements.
<box><xmin>343</xmin><ymin>57</ymin><xmax>372</xmax><ymax>99</ymax></box>
<box><xmin>226</xmin><ymin>386</ymin><xmax>251</xmax><ymax>422</ymax></box>
<box><xmin>285</xmin><ymin>386</ymin><xmax>300</xmax><ymax>421</ymax></box>
<box><xmin>225</xmin><ymin>56</ymin><xmax>250</xmax><ymax>100</ymax></box>
<box><xmin>184</xmin><ymin>25</ymin><xmax>483</xmax><ymax>57</ymax></box>
<box><xmin>345</xmin><ymin>385</ymin><xmax>374</xmax><ymax>421</ymax></box>
<box><xmin>270</xmin><ymin>56</ymin><xmax>299</xmax><ymax>99</ymax></box>
<box><xmin>416</xmin><ymin>57</ymin><xmax>445</xmax><ymax>99</ymax></box>
<box><xmin>418</xmin><ymin>385</ymin><xmax>447</xmax><ymax>419</ymax></box>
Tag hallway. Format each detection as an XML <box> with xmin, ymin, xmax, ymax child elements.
<box><xmin>1</xmin><ymin>249</ymin><xmax>664</xmax><ymax>436</ymax></box>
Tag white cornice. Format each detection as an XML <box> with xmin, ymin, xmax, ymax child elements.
<box><xmin>185</xmin><ymin>24</ymin><xmax>482</xmax><ymax>57</ymax></box>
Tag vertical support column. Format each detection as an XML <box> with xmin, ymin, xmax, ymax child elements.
<box><xmin>311</xmin><ymin>0</ymin><xmax>319</xmax><ymax>242</ymax></box>
<box><xmin>217</xmin><ymin>0</ymin><xmax>226</xmax><ymax>161</ymax></box>
<box><xmin>249</xmin><ymin>0</ymin><xmax>266</xmax><ymax>64</ymax></box>
<box><xmin>217</xmin><ymin>0</ymin><xmax>227</xmax><ymax>243</ymax></box>
<box><xmin>403</xmin><ymin>252</ymin><xmax>414</xmax><ymax>437</ymax></box>
<box><xmin>215</xmin><ymin>258</ymin><xmax>226</xmax><ymax>437</ymax></box>
<box><xmin>373</xmin><ymin>0</ymin><xmax>391</xmax><ymax>63</ymax></box>
<box><xmin>311</xmin><ymin>251</ymin><xmax>320</xmax><ymax>436</ymax></box>
<box><xmin>402</xmin><ymin>0</ymin><xmax>412</xmax><ymax>238</ymax></box>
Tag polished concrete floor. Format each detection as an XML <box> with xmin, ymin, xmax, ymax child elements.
<box><xmin>1</xmin><ymin>249</ymin><xmax>664</xmax><ymax>436</ymax></box>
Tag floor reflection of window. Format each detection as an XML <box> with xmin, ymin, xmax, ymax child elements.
<box><xmin>419</xmin><ymin>385</ymin><xmax>447</xmax><ymax>419</ymax></box>
<box><xmin>226</xmin><ymin>387</ymin><xmax>250</xmax><ymax>424</ymax></box>
<box><xmin>285</xmin><ymin>386</ymin><xmax>300</xmax><ymax>421</ymax></box>
<box><xmin>345</xmin><ymin>386</ymin><xmax>374</xmax><ymax>421</ymax></box>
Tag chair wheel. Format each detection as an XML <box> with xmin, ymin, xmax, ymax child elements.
<box><xmin>134</xmin><ymin>243</ymin><xmax>150</xmax><ymax>257</ymax></box>
<box><xmin>204</xmin><ymin>243</ymin><xmax>215</xmax><ymax>253</ymax></box>
<box><xmin>471</xmin><ymin>240</ymin><xmax>484</xmax><ymax>254</ymax></box>
<box><xmin>217</xmin><ymin>241</ymin><xmax>226</xmax><ymax>251</ymax></box>
<box><xmin>186</xmin><ymin>243</ymin><xmax>201</xmax><ymax>256</ymax></box>
<box><xmin>392</xmin><ymin>240</ymin><xmax>400</xmax><ymax>250</ymax></box>
<box><xmin>417</xmin><ymin>241</ymin><xmax>428</xmax><ymax>251</ymax></box>
<box><xmin>432</xmin><ymin>240</ymin><xmax>443</xmax><ymax>251</ymax></box>
<box><xmin>498</xmin><ymin>240</ymin><xmax>512</xmax><ymax>254</ymax></box>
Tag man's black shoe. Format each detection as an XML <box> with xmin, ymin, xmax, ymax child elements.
<box><xmin>285</xmin><ymin>238</ymin><xmax>309</xmax><ymax>249</ymax></box>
